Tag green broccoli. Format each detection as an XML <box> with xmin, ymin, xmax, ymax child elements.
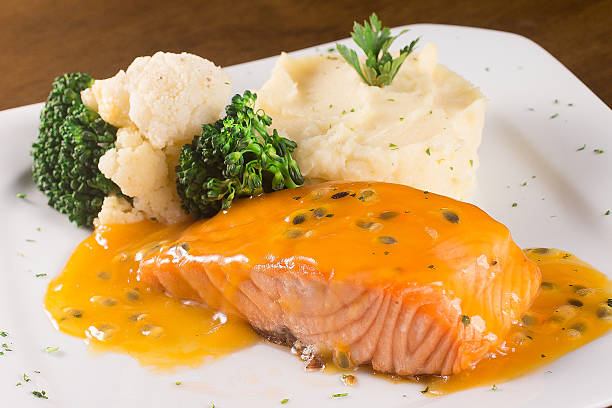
<box><xmin>31</xmin><ymin>73</ymin><xmax>122</xmax><ymax>227</ymax></box>
<box><xmin>176</xmin><ymin>90</ymin><xmax>304</xmax><ymax>218</ymax></box>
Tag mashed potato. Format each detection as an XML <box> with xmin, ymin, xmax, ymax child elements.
<box><xmin>256</xmin><ymin>43</ymin><xmax>486</xmax><ymax>199</ymax></box>
<box><xmin>82</xmin><ymin>52</ymin><xmax>231</xmax><ymax>224</ymax></box>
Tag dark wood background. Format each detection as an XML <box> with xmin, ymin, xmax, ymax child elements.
<box><xmin>1</xmin><ymin>0</ymin><xmax>611</xmax><ymax>110</ymax></box>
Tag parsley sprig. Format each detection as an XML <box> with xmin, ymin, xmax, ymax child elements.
<box><xmin>336</xmin><ymin>13</ymin><xmax>420</xmax><ymax>87</ymax></box>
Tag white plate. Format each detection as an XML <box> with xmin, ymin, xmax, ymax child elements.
<box><xmin>1</xmin><ymin>24</ymin><xmax>611</xmax><ymax>408</ymax></box>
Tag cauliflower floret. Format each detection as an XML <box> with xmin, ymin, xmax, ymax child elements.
<box><xmin>98</xmin><ymin>128</ymin><xmax>167</xmax><ymax>197</ymax></box>
<box><xmin>133</xmin><ymin>187</ymin><xmax>186</xmax><ymax>225</ymax></box>
<box><xmin>86</xmin><ymin>70</ymin><xmax>132</xmax><ymax>128</ymax></box>
<box><xmin>96</xmin><ymin>196</ymin><xmax>145</xmax><ymax>226</ymax></box>
<box><xmin>98</xmin><ymin>127</ymin><xmax>189</xmax><ymax>224</ymax></box>
<box><xmin>90</xmin><ymin>51</ymin><xmax>231</xmax><ymax>149</ymax></box>
<box><xmin>126</xmin><ymin>52</ymin><xmax>231</xmax><ymax>148</ymax></box>
<box><xmin>85</xmin><ymin>51</ymin><xmax>232</xmax><ymax>225</ymax></box>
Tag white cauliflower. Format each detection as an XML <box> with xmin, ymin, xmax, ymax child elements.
<box><xmin>84</xmin><ymin>51</ymin><xmax>232</xmax><ymax>225</ymax></box>
<box><xmin>83</xmin><ymin>71</ymin><xmax>132</xmax><ymax>128</ymax></box>
<box><xmin>96</xmin><ymin>196</ymin><xmax>144</xmax><ymax>225</ymax></box>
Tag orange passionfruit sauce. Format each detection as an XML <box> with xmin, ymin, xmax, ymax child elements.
<box><xmin>45</xmin><ymin>222</ymin><xmax>612</xmax><ymax>391</ymax></box>
<box><xmin>44</xmin><ymin>221</ymin><xmax>258</xmax><ymax>369</ymax></box>
<box><xmin>424</xmin><ymin>248</ymin><xmax>612</xmax><ymax>394</ymax></box>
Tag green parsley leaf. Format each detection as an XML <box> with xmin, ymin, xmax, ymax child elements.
<box><xmin>420</xmin><ymin>386</ymin><xmax>429</xmax><ymax>394</ymax></box>
<box><xmin>16</xmin><ymin>193</ymin><xmax>26</xmax><ymax>199</ymax></box>
<box><xmin>512</xmin><ymin>202</ymin><xmax>518</xmax><ymax>208</ymax></box>
<box><xmin>425</xmin><ymin>148</ymin><xmax>431</xmax><ymax>156</ymax></box>
<box><xmin>549</xmin><ymin>113</ymin><xmax>559</xmax><ymax>119</ymax></box>
<box><xmin>576</xmin><ymin>144</ymin><xmax>586</xmax><ymax>151</ymax></box>
<box><xmin>331</xmin><ymin>393</ymin><xmax>349</xmax><ymax>398</ymax></box>
<box><xmin>336</xmin><ymin>13</ymin><xmax>420</xmax><ymax>87</ymax></box>
<box><xmin>461</xmin><ymin>315</ymin><xmax>470</xmax><ymax>326</ymax></box>
<box><xmin>281</xmin><ymin>398</ymin><xmax>290</xmax><ymax>404</ymax></box>
<box><xmin>389</xmin><ymin>143</ymin><xmax>399</xmax><ymax>150</ymax></box>
<box><xmin>45</xmin><ymin>346</ymin><xmax>59</xmax><ymax>353</ymax></box>
<box><xmin>594</xmin><ymin>149</ymin><xmax>604</xmax><ymax>154</ymax></box>
<box><xmin>491</xmin><ymin>384</ymin><xmax>498</xmax><ymax>391</ymax></box>
<box><xmin>0</xmin><ymin>331</ymin><xmax>7</xmax><ymax>337</ymax></box>
<box><xmin>175</xmin><ymin>381</ymin><xmax>182</xmax><ymax>385</ymax></box>
<box><xmin>32</xmin><ymin>390</ymin><xmax>48</xmax><ymax>399</ymax></box>
<box><xmin>605</xmin><ymin>210</ymin><xmax>610</xmax><ymax>216</ymax></box>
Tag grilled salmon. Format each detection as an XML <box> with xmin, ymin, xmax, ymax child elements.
<box><xmin>137</xmin><ymin>181</ymin><xmax>540</xmax><ymax>375</ymax></box>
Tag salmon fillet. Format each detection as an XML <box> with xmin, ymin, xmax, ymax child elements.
<box><xmin>138</xmin><ymin>181</ymin><xmax>540</xmax><ymax>375</ymax></box>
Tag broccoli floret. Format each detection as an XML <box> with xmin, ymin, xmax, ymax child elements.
<box><xmin>31</xmin><ymin>73</ymin><xmax>122</xmax><ymax>227</ymax></box>
<box><xmin>176</xmin><ymin>90</ymin><xmax>304</xmax><ymax>218</ymax></box>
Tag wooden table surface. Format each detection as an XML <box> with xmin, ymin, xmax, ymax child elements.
<box><xmin>1</xmin><ymin>0</ymin><xmax>611</xmax><ymax>110</ymax></box>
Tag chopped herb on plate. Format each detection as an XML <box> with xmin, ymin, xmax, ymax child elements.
<box><xmin>32</xmin><ymin>390</ymin><xmax>48</xmax><ymax>399</ymax></box>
